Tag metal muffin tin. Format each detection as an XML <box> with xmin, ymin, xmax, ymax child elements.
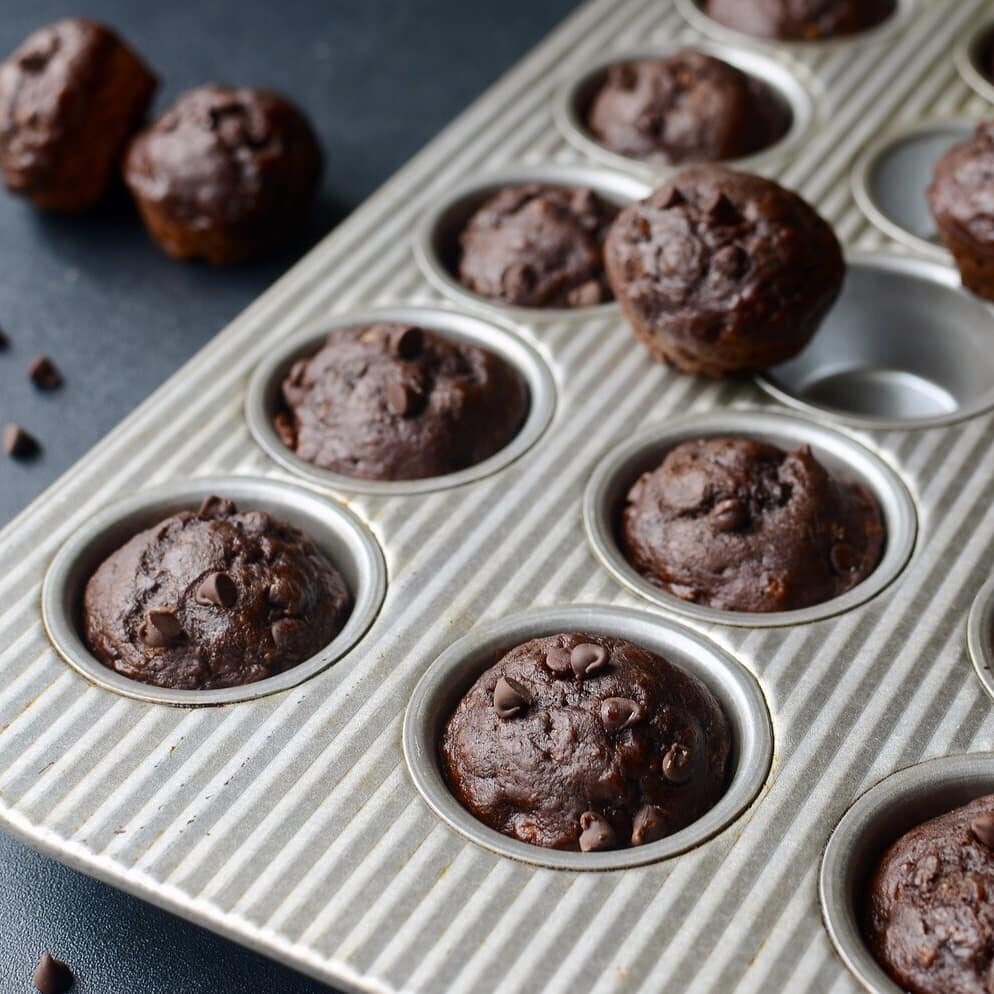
<box><xmin>40</xmin><ymin>476</ymin><xmax>387</xmax><ymax>706</ymax></box>
<box><xmin>956</xmin><ymin>20</ymin><xmax>994</xmax><ymax>104</ymax></box>
<box><xmin>759</xmin><ymin>252</ymin><xmax>994</xmax><ymax>430</ymax></box>
<box><xmin>403</xmin><ymin>604</ymin><xmax>773</xmax><ymax>870</ymax></box>
<box><xmin>2</xmin><ymin>1</ymin><xmax>994</xmax><ymax>992</ymax></box>
<box><xmin>244</xmin><ymin>304</ymin><xmax>557</xmax><ymax>497</ymax></box>
<box><xmin>553</xmin><ymin>40</ymin><xmax>819</xmax><ymax>180</ymax></box>
<box><xmin>583</xmin><ymin>409</ymin><xmax>917</xmax><ymax>628</ymax></box>
<box><xmin>413</xmin><ymin>163</ymin><xmax>651</xmax><ymax>323</ymax></box>
<box><xmin>968</xmin><ymin>576</ymin><xmax>994</xmax><ymax>704</ymax></box>
<box><xmin>820</xmin><ymin>753</ymin><xmax>994</xmax><ymax>994</ymax></box>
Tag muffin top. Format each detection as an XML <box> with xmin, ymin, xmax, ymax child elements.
<box><xmin>703</xmin><ymin>0</ymin><xmax>896</xmax><ymax>41</ymax></box>
<box><xmin>604</xmin><ymin>167</ymin><xmax>844</xmax><ymax>376</ymax></box>
<box><xmin>928</xmin><ymin>121</ymin><xmax>994</xmax><ymax>246</ymax></box>
<box><xmin>586</xmin><ymin>50</ymin><xmax>790</xmax><ymax>165</ymax></box>
<box><xmin>441</xmin><ymin>632</ymin><xmax>731</xmax><ymax>852</ymax></box>
<box><xmin>83</xmin><ymin>496</ymin><xmax>351</xmax><ymax>690</ymax></box>
<box><xmin>457</xmin><ymin>184</ymin><xmax>617</xmax><ymax>308</ymax></box>
<box><xmin>621</xmin><ymin>437</ymin><xmax>884</xmax><ymax>613</ymax></box>
<box><xmin>276</xmin><ymin>323</ymin><xmax>529</xmax><ymax>481</ymax></box>
<box><xmin>123</xmin><ymin>84</ymin><xmax>322</xmax><ymax>234</ymax></box>
<box><xmin>867</xmin><ymin>794</ymin><xmax>994</xmax><ymax>994</ymax></box>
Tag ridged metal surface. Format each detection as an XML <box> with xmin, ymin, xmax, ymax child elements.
<box><xmin>0</xmin><ymin>1</ymin><xmax>992</xmax><ymax>991</ymax></box>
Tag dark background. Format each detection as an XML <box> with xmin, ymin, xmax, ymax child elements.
<box><xmin>0</xmin><ymin>2</ymin><xmax>576</xmax><ymax>990</ymax></box>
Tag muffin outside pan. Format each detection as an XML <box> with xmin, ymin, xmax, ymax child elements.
<box><xmin>41</xmin><ymin>476</ymin><xmax>386</xmax><ymax>707</ymax></box>
<box><xmin>246</xmin><ymin>305</ymin><xmax>556</xmax><ymax>497</ymax></box>
<box><xmin>403</xmin><ymin>605</ymin><xmax>773</xmax><ymax>871</ymax></box>
<box><xmin>554</xmin><ymin>42</ymin><xmax>816</xmax><ymax>179</ymax></box>
<box><xmin>584</xmin><ymin>410</ymin><xmax>916</xmax><ymax>629</ymax></box>
<box><xmin>414</xmin><ymin>164</ymin><xmax>652</xmax><ymax>323</ymax></box>
<box><xmin>820</xmin><ymin>753</ymin><xmax>994</xmax><ymax>994</ymax></box>
<box><xmin>759</xmin><ymin>252</ymin><xmax>994</xmax><ymax>430</ymax></box>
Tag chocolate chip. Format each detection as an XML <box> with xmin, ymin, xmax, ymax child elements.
<box><xmin>493</xmin><ymin>676</ymin><xmax>532</xmax><ymax>718</ymax></box>
<box><xmin>545</xmin><ymin>646</ymin><xmax>572</xmax><ymax>674</ymax></box>
<box><xmin>600</xmin><ymin>697</ymin><xmax>644</xmax><ymax>732</ymax></box>
<box><xmin>579</xmin><ymin>811</ymin><xmax>617</xmax><ymax>852</ymax></box>
<box><xmin>662</xmin><ymin>743</ymin><xmax>692</xmax><ymax>784</ymax></box>
<box><xmin>195</xmin><ymin>572</ymin><xmax>237</xmax><ymax>608</ymax></box>
<box><xmin>704</xmin><ymin>191</ymin><xmax>741</xmax><ymax>225</ymax></box>
<box><xmin>271</xmin><ymin>617</ymin><xmax>302</xmax><ymax>650</ymax></box>
<box><xmin>32</xmin><ymin>953</ymin><xmax>74</xmax><ymax>994</ymax></box>
<box><xmin>141</xmin><ymin>610</ymin><xmax>182</xmax><ymax>648</ymax></box>
<box><xmin>27</xmin><ymin>355</ymin><xmax>62</xmax><ymax>390</ymax></box>
<box><xmin>710</xmin><ymin>498</ymin><xmax>747</xmax><ymax>533</ymax></box>
<box><xmin>386</xmin><ymin>380</ymin><xmax>425</xmax><ymax>418</ymax></box>
<box><xmin>391</xmin><ymin>325</ymin><xmax>424</xmax><ymax>360</ymax></box>
<box><xmin>571</xmin><ymin>643</ymin><xmax>610</xmax><ymax>679</ymax></box>
<box><xmin>712</xmin><ymin>244</ymin><xmax>749</xmax><ymax>279</ymax></box>
<box><xmin>3</xmin><ymin>423</ymin><xmax>39</xmax><ymax>459</ymax></box>
<box><xmin>198</xmin><ymin>495</ymin><xmax>237</xmax><ymax>518</ymax></box>
<box><xmin>631</xmin><ymin>805</ymin><xmax>668</xmax><ymax>847</ymax></box>
<box><xmin>274</xmin><ymin>411</ymin><xmax>296</xmax><ymax>448</ymax></box>
<box><xmin>971</xmin><ymin>815</ymin><xmax>994</xmax><ymax>850</ymax></box>
<box><xmin>830</xmin><ymin>543</ymin><xmax>855</xmax><ymax>575</ymax></box>
<box><xmin>287</xmin><ymin>358</ymin><xmax>308</xmax><ymax>387</ymax></box>
<box><xmin>659</xmin><ymin>187</ymin><xmax>686</xmax><ymax>210</ymax></box>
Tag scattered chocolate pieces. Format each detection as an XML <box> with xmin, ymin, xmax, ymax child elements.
<box><xmin>631</xmin><ymin>804</ymin><xmax>668</xmax><ymax>847</ymax></box>
<box><xmin>3</xmin><ymin>422</ymin><xmax>39</xmax><ymax>459</ymax></box>
<box><xmin>579</xmin><ymin>811</ymin><xmax>617</xmax><ymax>852</ymax></box>
<box><xmin>570</xmin><ymin>643</ymin><xmax>610</xmax><ymax>679</ymax></box>
<box><xmin>600</xmin><ymin>697</ymin><xmax>644</xmax><ymax>732</ymax></box>
<box><xmin>663</xmin><ymin>743</ymin><xmax>693</xmax><ymax>784</ymax></box>
<box><xmin>493</xmin><ymin>676</ymin><xmax>531</xmax><ymax>719</ymax></box>
<box><xmin>195</xmin><ymin>571</ymin><xmax>237</xmax><ymax>608</ymax></box>
<box><xmin>971</xmin><ymin>815</ymin><xmax>994</xmax><ymax>850</ymax></box>
<box><xmin>32</xmin><ymin>952</ymin><xmax>74</xmax><ymax>994</ymax></box>
<box><xmin>545</xmin><ymin>646</ymin><xmax>572</xmax><ymax>674</ymax></box>
<box><xmin>27</xmin><ymin>354</ymin><xmax>62</xmax><ymax>389</ymax></box>
<box><xmin>140</xmin><ymin>609</ymin><xmax>182</xmax><ymax>648</ymax></box>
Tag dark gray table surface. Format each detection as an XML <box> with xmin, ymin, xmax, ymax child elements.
<box><xmin>0</xmin><ymin>1</ymin><xmax>577</xmax><ymax>989</ymax></box>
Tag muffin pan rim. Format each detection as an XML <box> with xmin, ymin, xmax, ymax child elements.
<box><xmin>402</xmin><ymin>603</ymin><xmax>774</xmax><ymax>871</ymax></box>
<box><xmin>582</xmin><ymin>408</ymin><xmax>917</xmax><ymax>629</ymax></box>
<box><xmin>955</xmin><ymin>20</ymin><xmax>994</xmax><ymax>105</ymax></box>
<box><xmin>967</xmin><ymin>575</ymin><xmax>994</xmax><ymax>704</ymax></box>
<box><xmin>819</xmin><ymin>752</ymin><xmax>994</xmax><ymax>994</ymax></box>
<box><xmin>40</xmin><ymin>475</ymin><xmax>388</xmax><ymax>707</ymax></box>
<box><xmin>674</xmin><ymin>0</ymin><xmax>918</xmax><ymax>54</ymax></box>
<box><xmin>244</xmin><ymin>303</ymin><xmax>557</xmax><ymax>497</ymax></box>
<box><xmin>850</xmin><ymin>116</ymin><xmax>974</xmax><ymax>264</ymax></box>
<box><xmin>412</xmin><ymin>162</ymin><xmax>652</xmax><ymax>324</ymax></box>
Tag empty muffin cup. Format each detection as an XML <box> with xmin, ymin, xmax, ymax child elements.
<box><xmin>584</xmin><ymin>409</ymin><xmax>916</xmax><ymax>628</ymax></box>
<box><xmin>554</xmin><ymin>42</ymin><xmax>816</xmax><ymax>178</ymax></box>
<box><xmin>402</xmin><ymin>604</ymin><xmax>773</xmax><ymax>871</ymax></box>
<box><xmin>968</xmin><ymin>576</ymin><xmax>994</xmax><ymax>704</ymax></box>
<box><xmin>852</xmin><ymin>118</ymin><xmax>973</xmax><ymax>262</ymax></box>
<box><xmin>41</xmin><ymin>476</ymin><xmax>387</xmax><ymax>706</ymax></box>
<box><xmin>820</xmin><ymin>752</ymin><xmax>994</xmax><ymax>994</ymax></box>
<box><xmin>759</xmin><ymin>252</ymin><xmax>994</xmax><ymax>429</ymax></box>
<box><xmin>956</xmin><ymin>22</ymin><xmax>994</xmax><ymax>105</ymax></box>
<box><xmin>245</xmin><ymin>305</ymin><xmax>556</xmax><ymax>496</ymax></box>
<box><xmin>414</xmin><ymin>164</ymin><xmax>651</xmax><ymax>322</ymax></box>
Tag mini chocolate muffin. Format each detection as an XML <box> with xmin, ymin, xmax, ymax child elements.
<box><xmin>586</xmin><ymin>50</ymin><xmax>791</xmax><ymax>166</ymax></box>
<box><xmin>276</xmin><ymin>323</ymin><xmax>529</xmax><ymax>481</ymax></box>
<box><xmin>866</xmin><ymin>794</ymin><xmax>994</xmax><ymax>994</ymax></box>
<box><xmin>457</xmin><ymin>184</ymin><xmax>617</xmax><ymax>307</ymax></box>
<box><xmin>929</xmin><ymin>121</ymin><xmax>994</xmax><ymax>302</ymax></box>
<box><xmin>703</xmin><ymin>0</ymin><xmax>896</xmax><ymax>41</ymax></box>
<box><xmin>604</xmin><ymin>167</ymin><xmax>844</xmax><ymax>377</ymax></box>
<box><xmin>83</xmin><ymin>496</ymin><xmax>352</xmax><ymax>690</ymax></box>
<box><xmin>621</xmin><ymin>437</ymin><xmax>884</xmax><ymax>613</ymax></box>
<box><xmin>0</xmin><ymin>18</ymin><xmax>156</xmax><ymax>211</ymax></box>
<box><xmin>441</xmin><ymin>633</ymin><xmax>731</xmax><ymax>851</ymax></box>
<box><xmin>123</xmin><ymin>85</ymin><xmax>322</xmax><ymax>264</ymax></box>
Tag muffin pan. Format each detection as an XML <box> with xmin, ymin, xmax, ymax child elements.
<box><xmin>403</xmin><ymin>605</ymin><xmax>773</xmax><ymax>871</ymax></box>
<box><xmin>968</xmin><ymin>576</ymin><xmax>994</xmax><ymax>704</ymax></box>
<box><xmin>1</xmin><ymin>1</ymin><xmax>994</xmax><ymax>992</ymax></box>
<box><xmin>40</xmin><ymin>476</ymin><xmax>387</xmax><ymax>706</ymax></box>
<box><xmin>553</xmin><ymin>40</ymin><xmax>817</xmax><ymax>179</ymax></box>
<box><xmin>583</xmin><ymin>409</ymin><xmax>917</xmax><ymax>628</ymax></box>
<box><xmin>244</xmin><ymin>304</ymin><xmax>556</xmax><ymax>496</ymax></box>
<box><xmin>956</xmin><ymin>21</ymin><xmax>994</xmax><ymax>104</ymax></box>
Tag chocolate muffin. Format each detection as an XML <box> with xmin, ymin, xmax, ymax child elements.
<box><xmin>586</xmin><ymin>50</ymin><xmax>791</xmax><ymax>166</ymax></box>
<box><xmin>703</xmin><ymin>0</ymin><xmax>896</xmax><ymax>41</ymax></box>
<box><xmin>83</xmin><ymin>496</ymin><xmax>352</xmax><ymax>690</ymax></box>
<box><xmin>457</xmin><ymin>184</ymin><xmax>617</xmax><ymax>307</ymax></box>
<box><xmin>621</xmin><ymin>437</ymin><xmax>884</xmax><ymax>613</ymax></box>
<box><xmin>276</xmin><ymin>323</ymin><xmax>529</xmax><ymax>481</ymax></box>
<box><xmin>929</xmin><ymin>121</ymin><xmax>994</xmax><ymax>302</ymax></box>
<box><xmin>123</xmin><ymin>85</ymin><xmax>322</xmax><ymax>264</ymax></box>
<box><xmin>0</xmin><ymin>18</ymin><xmax>156</xmax><ymax>211</ymax></box>
<box><xmin>867</xmin><ymin>794</ymin><xmax>994</xmax><ymax>994</ymax></box>
<box><xmin>442</xmin><ymin>633</ymin><xmax>731</xmax><ymax>851</ymax></box>
<box><xmin>604</xmin><ymin>167</ymin><xmax>844</xmax><ymax>377</ymax></box>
